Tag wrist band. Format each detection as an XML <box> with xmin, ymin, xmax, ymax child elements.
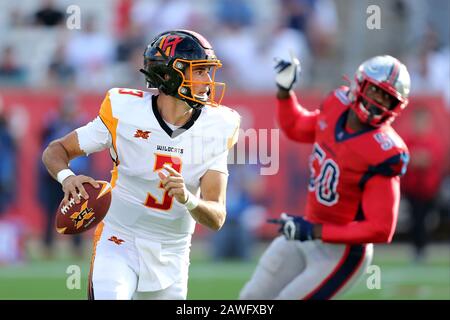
<box><xmin>56</xmin><ymin>169</ymin><xmax>75</xmax><ymax>184</ymax></box>
<box><xmin>183</xmin><ymin>191</ymin><xmax>199</xmax><ymax>211</ymax></box>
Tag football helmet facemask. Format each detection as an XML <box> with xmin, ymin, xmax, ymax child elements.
<box><xmin>140</xmin><ymin>30</ymin><xmax>225</xmax><ymax>109</ymax></box>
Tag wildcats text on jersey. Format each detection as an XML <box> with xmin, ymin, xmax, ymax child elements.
<box><xmin>157</xmin><ymin>145</ymin><xmax>184</xmax><ymax>154</ymax></box>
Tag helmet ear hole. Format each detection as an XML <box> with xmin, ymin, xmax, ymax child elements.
<box><xmin>174</xmin><ymin>61</ymin><xmax>185</xmax><ymax>70</ymax></box>
<box><xmin>180</xmin><ymin>87</ymin><xmax>188</xmax><ymax>94</ymax></box>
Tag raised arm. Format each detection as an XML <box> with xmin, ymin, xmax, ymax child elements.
<box><xmin>277</xmin><ymin>89</ymin><xmax>319</xmax><ymax>143</ymax></box>
<box><xmin>274</xmin><ymin>53</ymin><xmax>319</xmax><ymax>143</ymax></box>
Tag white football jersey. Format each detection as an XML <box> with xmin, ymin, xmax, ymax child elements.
<box><xmin>76</xmin><ymin>88</ymin><xmax>240</xmax><ymax>242</ymax></box>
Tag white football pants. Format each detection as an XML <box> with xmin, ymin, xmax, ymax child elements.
<box><xmin>240</xmin><ymin>236</ymin><xmax>373</xmax><ymax>300</ymax></box>
<box><xmin>88</xmin><ymin>222</ymin><xmax>189</xmax><ymax>300</ymax></box>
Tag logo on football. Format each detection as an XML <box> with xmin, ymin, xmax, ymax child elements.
<box><xmin>55</xmin><ymin>181</ymin><xmax>112</xmax><ymax>235</ymax></box>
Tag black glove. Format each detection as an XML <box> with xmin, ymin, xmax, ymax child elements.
<box><xmin>268</xmin><ymin>213</ymin><xmax>314</xmax><ymax>241</ymax></box>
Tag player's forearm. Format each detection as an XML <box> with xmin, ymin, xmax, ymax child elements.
<box><xmin>321</xmin><ymin>176</ymin><xmax>399</xmax><ymax>244</ymax></box>
<box><xmin>277</xmin><ymin>90</ymin><xmax>318</xmax><ymax>143</ymax></box>
<box><xmin>321</xmin><ymin>222</ymin><xmax>394</xmax><ymax>244</ymax></box>
<box><xmin>188</xmin><ymin>200</ymin><xmax>226</xmax><ymax>231</ymax></box>
<box><xmin>42</xmin><ymin>140</ymin><xmax>72</xmax><ymax>179</ymax></box>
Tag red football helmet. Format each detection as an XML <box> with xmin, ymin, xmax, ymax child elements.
<box><xmin>349</xmin><ymin>55</ymin><xmax>411</xmax><ymax>127</ymax></box>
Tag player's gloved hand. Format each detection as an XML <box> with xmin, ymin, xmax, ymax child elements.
<box><xmin>274</xmin><ymin>51</ymin><xmax>301</xmax><ymax>91</ymax></box>
<box><xmin>267</xmin><ymin>213</ymin><xmax>314</xmax><ymax>241</ymax></box>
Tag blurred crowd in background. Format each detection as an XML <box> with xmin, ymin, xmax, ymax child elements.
<box><xmin>0</xmin><ymin>0</ymin><xmax>448</xmax><ymax>264</ymax></box>
<box><xmin>0</xmin><ymin>0</ymin><xmax>448</xmax><ymax>99</ymax></box>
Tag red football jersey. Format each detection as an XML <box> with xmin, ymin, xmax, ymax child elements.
<box><xmin>277</xmin><ymin>87</ymin><xmax>409</xmax><ymax>243</ymax></box>
<box><xmin>304</xmin><ymin>86</ymin><xmax>408</xmax><ymax>224</ymax></box>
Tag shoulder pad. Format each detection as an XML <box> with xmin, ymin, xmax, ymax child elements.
<box><xmin>351</xmin><ymin>127</ymin><xmax>409</xmax><ymax>187</ymax></box>
<box><xmin>357</xmin><ymin>129</ymin><xmax>408</xmax><ymax>189</ymax></box>
<box><xmin>108</xmin><ymin>87</ymin><xmax>147</xmax><ymax>100</ymax></box>
<box><xmin>203</xmin><ymin>105</ymin><xmax>241</xmax><ymax>150</ymax></box>
<box><xmin>103</xmin><ymin>88</ymin><xmax>151</xmax><ymax>117</ymax></box>
<box><xmin>352</xmin><ymin>126</ymin><xmax>408</xmax><ymax>162</ymax></box>
<box><xmin>333</xmin><ymin>86</ymin><xmax>351</xmax><ymax>106</ymax></box>
<box><xmin>320</xmin><ymin>86</ymin><xmax>351</xmax><ymax>112</ymax></box>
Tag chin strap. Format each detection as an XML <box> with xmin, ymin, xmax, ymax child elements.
<box><xmin>139</xmin><ymin>68</ymin><xmax>150</xmax><ymax>77</ymax></box>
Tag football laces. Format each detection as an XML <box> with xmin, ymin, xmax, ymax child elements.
<box><xmin>60</xmin><ymin>192</ymin><xmax>82</xmax><ymax>215</ymax></box>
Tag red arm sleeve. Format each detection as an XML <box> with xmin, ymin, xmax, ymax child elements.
<box><xmin>321</xmin><ymin>175</ymin><xmax>400</xmax><ymax>244</ymax></box>
<box><xmin>277</xmin><ymin>92</ymin><xmax>319</xmax><ymax>143</ymax></box>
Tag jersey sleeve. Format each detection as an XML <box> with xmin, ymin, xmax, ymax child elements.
<box><xmin>206</xmin><ymin>149</ymin><xmax>229</xmax><ymax>175</ymax></box>
<box><xmin>206</xmin><ymin>107</ymin><xmax>241</xmax><ymax>175</ymax></box>
<box><xmin>381</xmin><ymin>152</ymin><xmax>410</xmax><ymax>177</ymax></box>
<box><xmin>75</xmin><ymin>116</ymin><xmax>112</xmax><ymax>156</ymax></box>
<box><xmin>277</xmin><ymin>91</ymin><xmax>319</xmax><ymax>143</ymax></box>
<box><xmin>358</xmin><ymin>151</ymin><xmax>409</xmax><ymax>188</ymax></box>
<box><xmin>75</xmin><ymin>92</ymin><xmax>115</xmax><ymax>156</ymax></box>
<box><xmin>321</xmin><ymin>175</ymin><xmax>400</xmax><ymax>244</ymax></box>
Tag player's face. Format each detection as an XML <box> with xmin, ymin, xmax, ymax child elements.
<box><xmin>365</xmin><ymin>83</ymin><xmax>397</xmax><ymax>110</ymax></box>
<box><xmin>185</xmin><ymin>66</ymin><xmax>212</xmax><ymax>101</ymax></box>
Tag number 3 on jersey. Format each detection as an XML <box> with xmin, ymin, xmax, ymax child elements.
<box><xmin>144</xmin><ymin>154</ymin><xmax>182</xmax><ymax>210</ymax></box>
<box><xmin>118</xmin><ymin>88</ymin><xmax>144</xmax><ymax>98</ymax></box>
<box><xmin>308</xmin><ymin>143</ymin><xmax>340</xmax><ymax>206</ymax></box>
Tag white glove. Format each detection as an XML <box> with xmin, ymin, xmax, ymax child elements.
<box><xmin>274</xmin><ymin>51</ymin><xmax>301</xmax><ymax>91</ymax></box>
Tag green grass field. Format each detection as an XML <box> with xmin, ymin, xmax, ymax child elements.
<box><xmin>0</xmin><ymin>240</ymin><xmax>448</xmax><ymax>300</ymax></box>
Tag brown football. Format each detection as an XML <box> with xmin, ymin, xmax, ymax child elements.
<box><xmin>55</xmin><ymin>181</ymin><xmax>112</xmax><ymax>235</ymax></box>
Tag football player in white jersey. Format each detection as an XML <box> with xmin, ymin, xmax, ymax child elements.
<box><xmin>42</xmin><ymin>30</ymin><xmax>240</xmax><ymax>300</ymax></box>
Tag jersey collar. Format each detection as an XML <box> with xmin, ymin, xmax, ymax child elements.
<box><xmin>335</xmin><ymin>109</ymin><xmax>376</xmax><ymax>142</ymax></box>
<box><xmin>151</xmin><ymin>95</ymin><xmax>202</xmax><ymax>138</ymax></box>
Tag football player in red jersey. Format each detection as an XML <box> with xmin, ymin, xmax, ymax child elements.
<box><xmin>240</xmin><ymin>53</ymin><xmax>410</xmax><ymax>300</ymax></box>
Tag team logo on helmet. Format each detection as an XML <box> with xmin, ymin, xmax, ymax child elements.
<box><xmin>155</xmin><ymin>35</ymin><xmax>184</xmax><ymax>58</ymax></box>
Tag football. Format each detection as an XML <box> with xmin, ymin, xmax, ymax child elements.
<box><xmin>55</xmin><ymin>181</ymin><xmax>112</xmax><ymax>235</ymax></box>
